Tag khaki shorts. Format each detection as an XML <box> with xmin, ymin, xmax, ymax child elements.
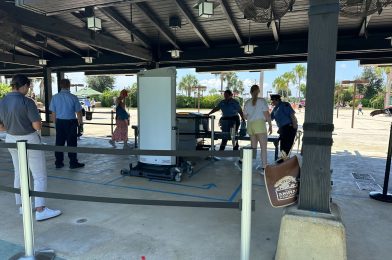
<box><xmin>247</xmin><ymin>119</ymin><xmax>267</xmax><ymax>135</ymax></box>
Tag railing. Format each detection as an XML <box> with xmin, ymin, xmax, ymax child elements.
<box><xmin>39</xmin><ymin>109</ymin><xmax>116</xmax><ymax>136</ymax></box>
<box><xmin>0</xmin><ymin>141</ymin><xmax>255</xmax><ymax>260</ymax></box>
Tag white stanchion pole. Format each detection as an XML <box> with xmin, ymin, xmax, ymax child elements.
<box><xmin>210</xmin><ymin>115</ymin><xmax>215</xmax><ymax>151</ymax></box>
<box><xmin>241</xmin><ymin>148</ymin><xmax>253</xmax><ymax>260</ymax></box>
<box><xmin>17</xmin><ymin>140</ymin><xmax>35</xmax><ymax>258</ymax></box>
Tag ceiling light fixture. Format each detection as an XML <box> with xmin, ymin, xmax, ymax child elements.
<box><xmin>82</xmin><ymin>56</ymin><xmax>94</xmax><ymax>64</ymax></box>
<box><xmin>168</xmin><ymin>49</ymin><xmax>182</xmax><ymax>59</ymax></box>
<box><xmin>38</xmin><ymin>59</ymin><xmax>48</xmax><ymax>65</ymax></box>
<box><xmin>38</xmin><ymin>48</ymin><xmax>48</xmax><ymax>66</ymax></box>
<box><xmin>193</xmin><ymin>0</ymin><xmax>218</xmax><ymax>18</ymax></box>
<box><xmin>168</xmin><ymin>18</ymin><xmax>182</xmax><ymax>59</ymax></box>
<box><xmin>241</xmin><ymin>20</ymin><xmax>257</xmax><ymax>55</ymax></box>
<box><xmin>241</xmin><ymin>44</ymin><xmax>257</xmax><ymax>55</ymax></box>
<box><xmin>86</xmin><ymin>7</ymin><xmax>102</xmax><ymax>31</ymax></box>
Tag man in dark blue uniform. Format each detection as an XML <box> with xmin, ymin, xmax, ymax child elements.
<box><xmin>207</xmin><ymin>90</ymin><xmax>245</xmax><ymax>150</ymax></box>
<box><xmin>270</xmin><ymin>94</ymin><xmax>298</xmax><ymax>156</ymax></box>
<box><xmin>50</xmin><ymin>79</ymin><xmax>85</xmax><ymax>169</ymax></box>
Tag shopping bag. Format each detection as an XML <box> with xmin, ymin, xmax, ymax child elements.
<box><xmin>264</xmin><ymin>156</ymin><xmax>300</xmax><ymax>208</ymax></box>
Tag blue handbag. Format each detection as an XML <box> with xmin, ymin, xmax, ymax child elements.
<box><xmin>239</xmin><ymin>120</ymin><xmax>247</xmax><ymax>137</ymax></box>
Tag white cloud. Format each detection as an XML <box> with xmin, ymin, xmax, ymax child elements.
<box><xmin>199</xmin><ymin>78</ymin><xmax>221</xmax><ymax>89</ymax></box>
<box><xmin>340</xmin><ymin>63</ymin><xmax>347</xmax><ymax>69</ymax></box>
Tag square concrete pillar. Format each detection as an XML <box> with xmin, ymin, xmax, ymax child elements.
<box><xmin>275</xmin><ymin>203</ymin><xmax>346</xmax><ymax>260</ymax></box>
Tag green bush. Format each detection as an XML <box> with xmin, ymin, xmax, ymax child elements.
<box><xmin>176</xmin><ymin>95</ymin><xmax>194</xmax><ymax>108</ymax></box>
<box><xmin>360</xmin><ymin>98</ymin><xmax>370</xmax><ymax>107</ymax></box>
<box><xmin>128</xmin><ymin>86</ymin><xmax>137</xmax><ymax>108</ymax></box>
<box><xmin>199</xmin><ymin>94</ymin><xmax>222</xmax><ymax>108</ymax></box>
<box><xmin>101</xmin><ymin>90</ymin><xmax>120</xmax><ymax>107</ymax></box>
<box><xmin>0</xmin><ymin>83</ymin><xmax>11</xmax><ymax>99</ymax></box>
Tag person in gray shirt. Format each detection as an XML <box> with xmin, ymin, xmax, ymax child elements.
<box><xmin>0</xmin><ymin>74</ymin><xmax>61</xmax><ymax>221</ymax></box>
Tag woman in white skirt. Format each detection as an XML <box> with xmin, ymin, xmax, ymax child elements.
<box><xmin>243</xmin><ymin>85</ymin><xmax>272</xmax><ymax>173</ymax></box>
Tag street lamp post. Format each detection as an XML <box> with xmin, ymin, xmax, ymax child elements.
<box><xmin>191</xmin><ymin>86</ymin><xmax>207</xmax><ymax>113</ymax></box>
<box><xmin>341</xmin><ymin>79</ymin><xmax>369</xmax><ymax>128</ymax></box>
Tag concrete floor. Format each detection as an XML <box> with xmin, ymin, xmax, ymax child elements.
<box><xmin>0</xmin><ymin>108</ymin><xmax>391</xmax><ymax>259</ymax></box>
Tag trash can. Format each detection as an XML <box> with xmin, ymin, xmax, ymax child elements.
<box><xmin>86</xmin><ymin>111</ymin><xmax>93</xmax><ymax>120</ymax></box>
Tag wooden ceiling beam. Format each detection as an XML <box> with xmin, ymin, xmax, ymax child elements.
<box><xmin>218</xmin><ymin>0</ymin><xmax>243</xmax><ymax>45</ymax></box>
<box><xmin>20</xmin><ymin>32</ymin><xmax>63</xmax><ymax>57</ymax></box>
<box><xmin>134</xmin><ymin>2</ymin><xmax>180</xmax><ymax>50</ymax></box>
<box><xmin>0</xmin><ymin>53</ymin><xmax>41</xmax><ymax>67</ymax></box>
<box><xmin>195</xmin><ymin>63</ymin><xmax>276</xmax><ymax>73</ymax></box>
<box><xmin>174</xmin><ymin>0</ymin><xmax>211</xmax><ymax>48</ymax></box>
<box><xmin>16</xmin><ymin>42</ymin><xmax>41</xmax><ymax>57</ymax></box>
<box><xmin>100</xmin><ymin>6</ymin><xmax>151</xmax><ymax>49</ymax></box>
<box><xmin>1</xmin><ymin>1</ymin><xmax>152</xmax><ymax>60</ymax></box>
<box><xmin>39</xmin><ymin>0</ymin><xmax>148</xmax><ymax>16</ymax></box>
<box><xmin>48</xmin><ymin>36</ymin><xmax>84</xmax><ymax>56</ymax></box>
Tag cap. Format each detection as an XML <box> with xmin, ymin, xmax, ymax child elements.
<box><xmin>270</xmin><ymin>94</ymin><xmax>281</xmax><ymax>100</ymax></box>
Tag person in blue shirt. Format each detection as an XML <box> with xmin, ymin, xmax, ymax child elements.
<box><xmin>270</xmin><ymin>94</ymin><xmax>298</xmax><ymax>156</ymax></box>
<box><xmin>50</xmin><ymin>79</ymin><xmax>85</xmax><ymax>169</ymax></box>
<box><xmin>84</xmin><ymin>96</ymin><xmax>91</xmax><ymax>112</ymax></box>
<box><xmin>207</xmin><ymin>89</ymin><xmax>245</xmax><ymax>150</ymax></box>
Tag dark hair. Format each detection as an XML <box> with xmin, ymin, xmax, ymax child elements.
<box><xmin>224</xmin><ymin>90</ymin><xmax>233</xmax><ymax>96</ymax></box>
<box><xmin>10</xmin><ymin>74</ymin><xmax>30</xmax><ymax>89</ymax></box>
<box><xmin>250</xmin><ymin>85</ymin><xmax>260</xmax><ymax>106</ymax></box>
<box><xmin>59</xmin><ymin>79</ymin><xmax>71</xmax><ymax>89</ymax></box>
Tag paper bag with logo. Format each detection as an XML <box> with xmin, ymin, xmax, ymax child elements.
<box><xmin>264</xmin><ymin>156</ymin><xmax>300</xmax><ymax>208</ymax></box>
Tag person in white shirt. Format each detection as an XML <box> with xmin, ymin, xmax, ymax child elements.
<box><xmin>243</xmin><ymin>85</ymin><xmax>272</xmax><ymax>173</ymax></box>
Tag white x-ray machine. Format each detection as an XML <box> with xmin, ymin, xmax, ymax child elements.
<box><xmin>121</xmin><ymin>67</ymin><xmax>192</xmax><ymax>181</ymax></box>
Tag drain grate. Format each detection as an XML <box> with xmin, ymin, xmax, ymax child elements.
<box><xmin>355</xmin><ymin>180</ymin><xmax>382</xmax><ymax>191</ymax></box>
<box><xmin>352</xmin><ymin>172</ymin><xmax>374</xmax><ymax>181</ymax></box>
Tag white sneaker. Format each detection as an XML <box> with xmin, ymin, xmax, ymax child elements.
<box><xmin>234</xmin><ymin>160</ymin><xmax>242</xmax><ymax>171</ymax></box>
<box><xmin>256</xmin><ymin>165</ymin><xmax>265</xmax><ymax>175</ymax></box>
<box><xmin>36</xmin><ymin>207</ymin><xmax>62</xmax><ymax>221</ymax></box>
<box><xmin>108</xmin><ymin>140</ymin><xmax>116</xmax><ymax>148</ymax></box>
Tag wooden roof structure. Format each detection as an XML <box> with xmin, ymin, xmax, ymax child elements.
<box><xmin>0</xmin><ymin>0</ymin><xmax>392</xmax><ymax>77</ymax></box>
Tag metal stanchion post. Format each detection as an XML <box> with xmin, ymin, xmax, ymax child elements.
<box><xmin>17</xmin><ymin>141</ymin><xmax>35</xmax><ymax>259</ymax></box>
<box><xmin>211</xmin><ymin>115</ymin><xmax>215</xmax><ymax>151</ymax></box>
<box><xmin>241</xmin><ymin>148</ymin><xmax>252</xmax><ymax>260</ymax></box>
<box><xmin>111</xmin><ymin>110</ymin><xmax>114</xmax><ymax>136</ymax></box>
<box><xmin>11</xmin><ymin>141</ymin><xmax>56</xmax><ymax>260</ymax></box>
<box><xmin>208</xmin><ymin>115</ymin><xmax>220</xmax><ymax>161</ymax></box>
<box><xmin>369</xmin><ymin>123</ymin><xmax>392</xmax><ymax>202</ymax></box>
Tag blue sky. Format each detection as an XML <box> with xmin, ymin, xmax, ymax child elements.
<box><xmin>45</xmin><ymin>60</ymin><xmax>364</xmax><ymax>97</ymax></box>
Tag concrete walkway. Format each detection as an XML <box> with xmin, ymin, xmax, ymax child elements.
<box><xmin>0</xmin><ymin>108</ymin><xmax>391</xmax><ymax>259</ymax></box>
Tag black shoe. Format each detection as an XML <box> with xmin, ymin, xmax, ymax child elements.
<box><xmin>55</xmin><ymin>163</ymin><xmax>64</xmax><ymax>169</ymax></box>
<box><xmin>69</xmin><ymin>162</ymin><xmax>85</xmax><ymax>169</ymax></box>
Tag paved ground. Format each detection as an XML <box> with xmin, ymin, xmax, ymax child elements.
<box><xmin>0</xmin><ymin>107</ymin><xmax>391</xmax><ymax>259</ymax></box>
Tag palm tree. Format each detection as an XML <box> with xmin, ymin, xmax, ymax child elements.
<box><xmin>214</xmin><ymin>72</ymin><xmax>229</xmax><ymax>94</ymax></box>
<box><xmin>273</xmin><ymin>76</ymin><xmax>287</xmax><ymax>97</ymax></box>
<box><xmin>178</xmin><ymin>74</ymin><xmax>199</xmax><ymax>97</ymax></box>
<box><xmin>375</xmin><ymin>66</ymin><xmax>392</xmax><ymax>108</ymax></box>
<box><xmin>292</xmin><ymin>64</ymin><xmax>306</xmax><ymax>101</ymax></box>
